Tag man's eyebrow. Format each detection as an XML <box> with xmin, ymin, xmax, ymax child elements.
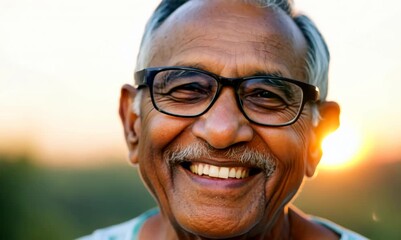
<box><xmin>251</xmin><ymin>70</ymin><xmax>283</xmax><ymax>78</ymax></box>
<box><xmin>174</xmin><ymin>62</ymin><xmax>208</xmax><ymax>71</ymax></box>
<box><xmin>251</xmin><ymin>71</ymin><xmax>296</xmax><ymax>100</ymax></box>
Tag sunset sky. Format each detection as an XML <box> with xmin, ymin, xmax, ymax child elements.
<box><xmin>1</xmin><ymin>0</ymin><xmax>400</xmax><ymax>168</ymax></box>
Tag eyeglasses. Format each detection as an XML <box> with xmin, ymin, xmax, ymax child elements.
<box><xmin>134</xmin><ymin>66</ymin><xmax>320</xmax><ymax>127</ymax></box>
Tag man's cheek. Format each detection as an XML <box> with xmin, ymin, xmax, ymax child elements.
<box><xmin>255</xmin><ymin>128</ymin><xmax>302</xmax><ymax>162</ymax></box>
<box><xmin>145</xmin><ymin>115</ymin><xmax>194</xmax><ymax>147</ymax></box>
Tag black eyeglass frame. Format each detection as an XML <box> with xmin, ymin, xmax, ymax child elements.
<box><xmin>134</xmin><ymin>66</ymin><xmax>320</xmax><ymax>127</ymax></box>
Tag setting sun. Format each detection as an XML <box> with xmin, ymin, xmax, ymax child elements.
<box><xmin>319</xmin><ymin>118</ymin><xmax>365</xmax><ymax>170</ymax></box>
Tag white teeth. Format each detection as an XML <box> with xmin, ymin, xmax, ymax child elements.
<box><xmin>209</xmin><ymin>165</ymin><xmax>219</xmax><ymax>177</ymax></box>
<box><xmin>218</xmin><ymin>167</ymin><xmax>229</xmax><ymax>179</ymax></box>
<box><xmin>189</xmin><ymin>163</ymin><xmax>250</xmax><ymax>179</ymax></box>
<box><xmin>198</xmin><ymin>164</ymin><xmax>204</xmax><ymax>176</ymax></box>
<box><xmin>229</xmin><ymin>168</ymin><xmax>236</xmax><ymax>178</ymax></box>
<box><xmin>235</xmin><ymin>168</ymin><xmax>242</xmax><ymax>179</ymax></box>
<box><xmin>242</xmin><ymin>169</ymin><xmax>249</xmax><ymax>178</ymax></box>
<box><xmin>203</xmin><ymin>165</ymin><xmax>209</xmax><ymax>175</ymax></box>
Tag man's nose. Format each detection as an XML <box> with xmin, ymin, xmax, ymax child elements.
<box><xmin>192</xmin><ymin>88</ymin><xmax>254</xmax><ymax>149</ymax></box>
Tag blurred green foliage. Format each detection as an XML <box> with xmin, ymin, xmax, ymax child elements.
<box><xmin>0</xmin><ymin>155</ymin><xmax>156</xmax><ymax>239</ymax></box>
<box><xmin>0</xmin><ymin>154</ymin><xmax>400</xmax><ymax>239</ymax></box>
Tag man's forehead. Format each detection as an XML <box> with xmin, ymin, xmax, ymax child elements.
<box><xmin>142</xmin><ymin>0</ymin><xmax>307</xmax><ymax>78</ymax></box>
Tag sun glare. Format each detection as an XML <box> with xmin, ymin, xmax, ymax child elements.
<box><xmin>319</xmin><ymin>118</ymin><xmax>365</xmax><ymax>170</ymax></box>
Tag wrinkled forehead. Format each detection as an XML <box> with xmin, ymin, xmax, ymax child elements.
<box><xmin>141</xmin><ymin>0</ymin><xmax>307</xmax><ymax>78</ymax></box>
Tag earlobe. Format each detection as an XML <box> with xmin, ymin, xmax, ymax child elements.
<box><xmin>306</xmin><ymin>133</ymin><xmax>322</xmax><ymax>177</ymax></box>
<box><xmin>306</xmin><ymin>101</ymin><xmax>340</xmax><ymax>177</ymax></box>
<box><xmin>119</xmin><ymin>84</ymin><xmax>141</xmax><ymax>165</ymax></box>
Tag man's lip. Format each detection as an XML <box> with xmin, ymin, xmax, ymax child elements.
<box><xmin>180</xmin><ymin>160</ymin><xmax>264</xmax><ymax>178</ymax></box>
<box><xmin>180</xmin><ymin>158</ymin><xmax>262</xmax><ymax>169</ymax></box>
<box><xmin>178</xmin><ymin>158</ymin><xmax>265</xmax><ymax>182</ymax></box>
<box><xmin>178</xmin><ymin>163</ymin><xmax>263</xmax><ymax>190</ymax></box>
<box><xmin>188</xmin><ymin>162</ymin><xmax>250</xmax><ymax>179</ymax></box>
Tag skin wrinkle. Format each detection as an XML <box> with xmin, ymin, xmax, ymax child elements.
<box><xmin>257</xmin><ymin>36</ymin><xmax>305</xmax><ymax>79</ymax></box>
<box><xmin>259</xmin><ymin>162</ymin><xmax>301</xmax><ymax>237</ymax></box>
<box><xmin>149</xmin><ymin>20</ymin><xmax>300</xmax><ymax>78</ymax></box>
<box><xmin>266</xmin><ymin>173</ymin><xmax>294</xmax><ymax>238</ymax></box>
<box><xmin>293</xmin><ymin>105</ymin><xmax>314</xmax><ymax>145</ymax></box>
<box><xmin>249</xmin><ymin>118</ymin><xmax>307</xmax><ymax>236</ymax></box>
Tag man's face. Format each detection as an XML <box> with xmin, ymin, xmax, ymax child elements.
<box><xmin>132</xmin><ymin>0</ymin><xmax>317</xmax><ymax>238</ymax></box>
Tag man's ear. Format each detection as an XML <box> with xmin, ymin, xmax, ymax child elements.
<box><xmin>306</xmin><ymin>101</ymin><xmax>340</xmax><ymax>177</ymax></box>
<box><xmin>119</xmin><ymin>84</ymin><xmax>141</xmax><ymax>165</ymax></box>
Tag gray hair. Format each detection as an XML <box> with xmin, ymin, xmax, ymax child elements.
<box><xmin>134</xmin><ymin>0</ymin><xmax>329</xmax><ymax>124</ymax></box>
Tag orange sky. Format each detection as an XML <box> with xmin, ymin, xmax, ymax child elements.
<box><xmin>1</xmin><ymin>0</ymin><xmax>400</xmax><ymax>167</ymax></box>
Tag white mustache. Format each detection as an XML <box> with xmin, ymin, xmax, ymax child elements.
<box><xmin>164</xmin><ymin>141</ymin><xmax>276</xmax><ymax>178</ymax></box>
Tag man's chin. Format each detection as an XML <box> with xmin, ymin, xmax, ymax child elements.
<box><xmin>172</xmin><ymin>205</ymin><xmax>263</xmax><ymax>239</ymax></box>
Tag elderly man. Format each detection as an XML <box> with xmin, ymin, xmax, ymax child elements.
<box><xmin>81</xmin><ymin>0</ymin><xmax>367</xmax><ymax>239</ymax></box>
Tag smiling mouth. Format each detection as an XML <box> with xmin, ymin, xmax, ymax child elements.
<box><xmin>181</xmin><ymin>162</ymin><xmax>261</xmax><ymax>180</ymax></box>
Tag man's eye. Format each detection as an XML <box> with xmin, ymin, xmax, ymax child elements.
<box><xmin>250</xmin><ymin>89</ymin><xmax>283</xmax><ymax>101</ymax></box>
<box><xmin>255</xmin><ymin>91</ymin><xmax>280</xmax><ymax>99</ymax></box>
<box><xmin>244</xmin><ymin>90</ymin><xmax>287</xmax><ymax>109</ymax></box>
<box><xmin>164</xmin><ymin>83</ymin><xmax>211</xmax><ymax>102</ymax></box>
<box><xmin>171</xmin><ymin>83</ymin><xmax>207</xmax><ymax>93</ymax></box>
